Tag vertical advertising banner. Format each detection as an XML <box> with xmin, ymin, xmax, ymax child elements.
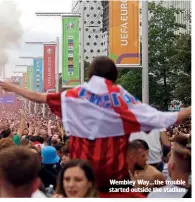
<box><xmin>43</xmin><ymin>44</ymin><xmax>56</xmax><ymax>92</ymax></box>
<box><xmin>27</xmin><ymin>66</ymin><xmax>33</xmax><ymax>90</ymax></box>
<box><xmin>11</xmin><ymin>76</ymin><xmax>21</xmax><ymax>86</ymax></box>
<box><xmin>22</xmin><ymin>73</ymin><xmax>27</xmax><ymax>89</ymax></box>
<box><xmin>33</xmin><ymin>58</ymin><xmax>43</xmax><ymax>92</ymax></box>
<box><xmin>62</xmin><ymin>16</ymin><xmax>80</xmax><ymax>87</ymax></box>
<box><xmin>109</xmin><ymin>0</ymin><xmax>140</xmax><ymax>64</ymax></box>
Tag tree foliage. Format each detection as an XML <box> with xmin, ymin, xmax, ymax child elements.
<box><xmin>117</xmin><ymin>1</ymin><xmax>191</xmax><ymax>110</ymax></box>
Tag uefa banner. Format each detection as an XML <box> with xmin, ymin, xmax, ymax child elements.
<box><xmin>11</xmin><ymin>76</ymin><xmax>21</xmax><ymax>86</ymax></box>
<box><xmin>27</xmin><ymin>66</ymin><xmax>33</xmax><ymax>90</ymax></box>
<box><xmin>109</xmin><ymin>0</ymin><xmax>140</xmax><ymax>64</ymax></box>
<box><xmin>62</xmin><ymin>16</ymin><xmax>80</xmax><ymax>87</ymax></box>
<box><xmin>43</xmin><ymin>44</ymin><xmax>56</xmax><ymax>92</ymax></box>
<box><xmin>33</xmin><ymin>58</ymin><xmax>43</xmax><ymax>92</ymax></box>
<box><xmin>22</xmin><ymin>73</ymin><xmax>27</xmax><ymax>89</ymax></box>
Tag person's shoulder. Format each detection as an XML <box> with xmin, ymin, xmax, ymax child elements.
<box><xmin>46</xmin><ymin>93</ymin><xmax>61</xmax><ymax>102</ymax></box>
<box><xmin>148</xmin><ymin>165</ymin><xmax>165</xmax><ymax>181</ymax></box>
<box><xmin>31</xmin><ymin>190</ymin><xmax>47</xmax><ymax>198</ymax></box>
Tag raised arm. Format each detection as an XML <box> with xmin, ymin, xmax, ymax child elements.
<box><xmin>119</xmin><ymin>86</ymin><xmax>191</xmax><ymax>131</ymax></box>
<box><xmin>17</xmin><ymin>109</ymin><xmax>26</xmax><ymax>138</ymax></box>
<box><xmin>0</xmin><ymin>81</ymin><xmax>47</xmax><ymax>103</ymax></box>
<box><xmin>177</xmin><ymin>107</ymin><xmax>191</xmax><ymax>122</ymax></box>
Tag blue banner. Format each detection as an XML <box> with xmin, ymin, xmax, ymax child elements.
<box><xmin>0</xmin><ymin>95</ymin><xmax>16</xmax><ymax>104</ymax></box>
<box><xmin>33</xmin><ymin>58</ymin><xmax>43</xmax><ymax>92</ymax></box>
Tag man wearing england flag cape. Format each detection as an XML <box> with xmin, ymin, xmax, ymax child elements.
<box><xmin>0</xmin><ymin>56</ymin><xmax>191</xmax><ymax>197</ymax></box>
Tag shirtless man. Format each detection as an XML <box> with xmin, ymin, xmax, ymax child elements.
<box><xmin>126</xmin><ymin>139</ymin><xmax>165</xmax><ymax>195</ymax></box>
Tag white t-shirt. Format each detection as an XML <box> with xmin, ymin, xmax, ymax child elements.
<box><xmin>129</xmin><ymin>129</ymin><xmax>166</xmax><ymax>164</ymax></box>
<box><xmin>31</xmin><ymin>190</ymin><xmax>47</xmax><ymax>198</ymax></box>
<box><xmin>148</xmin><ymin>184</ymin><xmax>188</xmax><ymax>198</ymax></box>
<box><xmin>162</xmin><ymin>163</ymin><xmax>169</xmax><ymax>180</ymax></box>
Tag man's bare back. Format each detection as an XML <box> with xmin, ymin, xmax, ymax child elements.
<box><xmin>130</xmin><ymin>165</ymin><xmax>165</xmax><ymax>195</ymax></box>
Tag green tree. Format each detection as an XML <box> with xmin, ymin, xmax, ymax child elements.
<box><xmin>117</xmin><ymin>69</ymin><xmax>142</xmax><ymax>100</ymax></box>
<box><xmin>117</xmin><ymin>2</ymin><xmax>190</xmax><ymax>110</ymax></box>
<box><xmin>169</xmin><ymin>34</ymin><xmax>191</xmax><ymax>106</ymax></box>
<box><xmin>148</xmin><ymin>1</ymin><xmax>186</xmax><ymax>110</ymax></box>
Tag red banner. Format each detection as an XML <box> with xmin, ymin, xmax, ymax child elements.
<box><xmin>43</xmin><ymin>44</ymin><xmax>56</xmax><ymax>92</ymax></box>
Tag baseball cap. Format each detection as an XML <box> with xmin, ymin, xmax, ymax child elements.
<box><xmin>41</xmin><ymin>146</ymin><xmax>60</xmax><ymax>164</ymax></box>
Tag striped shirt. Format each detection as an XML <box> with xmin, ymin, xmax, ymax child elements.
<box><xmin>47</xmin><ymin>76</ymin><xmax>178</xmax><ymax>189</ymax></box>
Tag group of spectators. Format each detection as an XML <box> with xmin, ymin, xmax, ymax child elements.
<box><xmin>0</xmin><ymin>56</ymin><xmax>191</xmax><ymax>198</ymax></box>
<box><xmin>0</xmin><ymin>110</ymin><xmax>191</xmax><ymax>198</ymax></box>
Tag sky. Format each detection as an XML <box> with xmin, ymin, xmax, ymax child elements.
<box><xmin>1</xmin><ymin>0</ymin><xmax>72</xmax><ymax>77</ymax></box>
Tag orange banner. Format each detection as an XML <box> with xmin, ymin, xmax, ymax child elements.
<box><xmin>22</xmin><ymin>72</ymin><xmax>27</xmax><ymax>89</ymax></box>
<box><xmin>109</xmin><ymin>0</ymin><xmax>140</xmax><ymax>64</ymax></box>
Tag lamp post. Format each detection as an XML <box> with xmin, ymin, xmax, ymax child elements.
<box><xmin>142</xmin><ymin>1</ymin><xmax>149</xmax><ymax>104</ymax></box>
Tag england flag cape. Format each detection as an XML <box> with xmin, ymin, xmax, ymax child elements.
<box><xmin>61</xmin><ymin>76</ymin><xmax>178</xmax><ymax>140</ymax></box>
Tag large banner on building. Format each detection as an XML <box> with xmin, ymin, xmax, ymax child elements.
<box><xmin>109</xmin><ymin>0</ymin><xmax>140</xmax><ymax>64</ymax></box>
<box><xmin>33</xmin><ymin>58</ymin><xmax>43</xmax><ymax>92</ymax></box>
<box><xmin>62</xmin><ymin>16</ymin><xmax>80</xmax><ymax>87</ymax></box>
<box><xmin>11</xmin><ymin>76</ymin><xmax>21</xmax><ymax>86</ymax></box>
<box><xmin>22</xmin><ymin>72</ymin><xmax>27</xmax><ymax>89</ymax></box>
<box><xmin>27</xmin><ymin>66</ymin><xmax>33</xmax><ymax>90</ymax></box>
<box><xmin>43</xmin><ymin>44</ymin><xmax>56</xmax><ymax>92</ymax></box>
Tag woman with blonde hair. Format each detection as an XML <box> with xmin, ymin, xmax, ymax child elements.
<box><xmin>55</xmin><ymin>159</ymin><xmax>98</xmax><ymax>198</ymax></box>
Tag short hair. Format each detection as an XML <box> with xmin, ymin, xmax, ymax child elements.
<box><xmin>0</xmin><ymin>146</ymin><xmax>41</xmax><ymax>187</ymax></box>
<box><xmin>0</xmin><ymin>128</ymin><xmax>11</xmax><ymax>138</ymax></box>
<box><xmin>28</xmin><ymin>135</ymin><xmax>44</xmax><ymax>144</ymax></box>
<box><xmin>56</xmin><ymin>159</ymin><xmax>98</xmax><ymax>197</ymax></box>
<box><xmin>0</xmin><ymin>138</ymin><xmax>15</xmax><ymax>151</ymax></box>
<box><xmin>53</xmin><ymin>142</ymin><xmax>64</xmax><ymax>152</ymax></box>
<box><xmin>88</xmin><ymin>56</ymin><xmax>118</xmax><ymax>83</ymax></box>
<box><xmin>128</xmin><ymin>139</ymin><xmax>149</xmax><ymax>152</ymax></box>
<box><xmin>60</xmin><ymin>145</ymin><xmax>69</xmax><ymax>155</ymax></box>
<box><xmin>28</xmin><ymin>145</ymin><xmax>39</xmax><ymax>153</ymax></box>
<box><xmin>20</xmin><ymin>138</ymin><xmax>30</xmax><ymax>146</ymax></box>
<box><xmin>171</xmin><ymin>143</ymin><xmax>191</xmax><ymax>173</ymax></box>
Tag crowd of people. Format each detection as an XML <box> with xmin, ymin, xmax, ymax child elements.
<box><xmin>0</xmin><ymin>56</ymin><xmax>191</xmax><ymax>198</ymax></box>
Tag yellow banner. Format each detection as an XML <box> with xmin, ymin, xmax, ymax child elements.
<box><xmin>109</xmin><ymin>0</ymin><xmax>140</xmax><ymax>64</ymax></box>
